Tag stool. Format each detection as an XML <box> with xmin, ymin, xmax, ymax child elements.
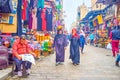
<box><xmin>11</xmin><ymin>61</ymin><xmax>28</xmax><ymax>78</ymax></box>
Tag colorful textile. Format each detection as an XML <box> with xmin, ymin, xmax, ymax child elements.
<box><xmin>17</xmin><ymin>0</ymin><xmax>22</xmax><ymax>35</ymax></box>
<box><xmin>29</xmin><ymin>0</ymin><xmax>33</xmax><ymax>8</ymax></box>
<box><xmin>37</xmin><ymin>8</ymin><xmax>42</xmax><ymax>31</ymax></box>
<box><xmin>0</xmin><ymin>0</ymin><xmax>13</xmax><ymax>13</ymax></box>
<box><xmin>46</xmin><ymin>8</ymin><xmax>53</xmax><ymax>31</ymax></box>
<box><xmin>41</xmin><ymin>8</ymin><xmax>47</xmax><ymax>31</ymax></box>
<box><xmin>32</xmin><ymin>10</ymin><xmax>37</xmax><ymax>30</ymax></box>
<box><xmin>38</xmin><ymin>0</ymin><xmax>44</xmax><ymax>8</ymax></box>
<box><xmin>28</xmin><ymin>12</ymin><xmax>33</xmax><ymax>29</ymax></box>
<box><xmin>33</xmin><ymin>0</ymin><xmax>38</xmax><ymax>8</ymax></box>
<box><xmin>22</xmin><ymin>0</ymin><xmax>27</xmax><ymax>20</ymax></box>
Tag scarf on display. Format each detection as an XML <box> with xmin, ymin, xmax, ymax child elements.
<box><xmin>41</xmin><ymin>8</ymin><xmax>46</xmax><ymax>31</ymax></box>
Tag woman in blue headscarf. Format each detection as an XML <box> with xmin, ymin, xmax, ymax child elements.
<box><xmin>53</xmin><ymin>28</ymin><xmax>68</xmax><ymax>66</ymax></box>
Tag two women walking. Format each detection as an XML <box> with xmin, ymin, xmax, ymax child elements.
<box><xmin>53</xmin><ymin>27</ymin><xmax>82</xmax><ymax>66</ymax></box>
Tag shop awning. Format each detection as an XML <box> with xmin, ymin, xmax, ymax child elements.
<box><xmin>81</xmin><ymin>10</ymin><xmax>103</xmax><ymax>22</ymax></box>
<box><xmin>96</xmin><ymin>0</ymin><xmax>120</xmax><ymax>4</ymax></box>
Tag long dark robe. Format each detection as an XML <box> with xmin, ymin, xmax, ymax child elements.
<box><xmin>53</xmin><ymin>34</ymin><xmax>67</xmax><ymax>62</ymax></box>
<box><xmin>69</xmin><ymin>35</ymin><xmax>81</xmax><ymax>64</ymax></box>
<box><xmin>79</xmin><ymin>35</ymin><xmax>85</xmax><ymax>53</ymax></box>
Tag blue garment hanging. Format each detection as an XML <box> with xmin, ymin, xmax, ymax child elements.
<box><xmin>17</xmin><ymin>0</ymin><xmax>22</xmax><ymax>36</ymax></box>
<box><xmin>29</xmin><ymin>0</ymin><xmax>33</xmax><ymax>8</ymax></box>
<box><xmin>37</xmin><ymin>8</ymin><xmax>42</xmax><ymax>31</ymax></box>
<box><xmin>46</xmin><ymin>8</ymin><xmax>53</xmax><ymax>31</ymax></box>
<box><xmin>0</xmin><ymin>0</ymin><xmax>13</xmax><ymax>13</ymax></box>
<box><xmin>33</xmin><ymin>0</ymin><xmax>38</xmax><ymax>8</ymax></box>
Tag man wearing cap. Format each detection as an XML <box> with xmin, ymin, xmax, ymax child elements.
<box><xmin>12</xmin><ymin>35</ymin><xmax>36</xmax><ymax>76</ymax></box>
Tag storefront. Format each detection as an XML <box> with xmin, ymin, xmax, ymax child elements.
<box><xmin>116</xmin><ymin>2</ymin><xmax>120</xmax><ymax>25</ymax></box>
<box><xmin>0</xmin><ymin>0</ymin><xmax>18</xmax><ymax>33</ymax></box>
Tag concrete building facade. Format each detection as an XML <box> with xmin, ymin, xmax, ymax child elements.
<box><xmin>91</xmin><ymin>0</ymin><xmax>106</xmax><ymax>10</ymax></box>
<box><xmin>79</xmin><ymin>3</ymin><xmax>88</xmax><ymax>20</ymax></box>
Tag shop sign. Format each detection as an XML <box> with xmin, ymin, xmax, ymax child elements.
<box><xmin>97</xmin><ymin>14</ymin><xmax>103</xmax><ymax>25</ymax></box>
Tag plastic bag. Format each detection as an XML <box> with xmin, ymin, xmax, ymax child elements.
<box><xmin>106</xmin><ymin>43</ymin><xmax>112</xmax><ymax>50</ymax></box>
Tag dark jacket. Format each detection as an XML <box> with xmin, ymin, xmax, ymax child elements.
<box><xmin>111</xmin><ymin>29</ymin><xmax>120</xmax><ymax>40</ymax></box>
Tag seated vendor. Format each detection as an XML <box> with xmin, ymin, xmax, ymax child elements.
<box><xmin>12</xmin><ymin>35</ymin><xmax>36</xmax><ymax>77</ymax></box>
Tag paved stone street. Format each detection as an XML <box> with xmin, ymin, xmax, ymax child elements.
<box><xmin>9</xmin><ymin>45</ymin><xmax>120</xmax><ymax>80</ymax></box>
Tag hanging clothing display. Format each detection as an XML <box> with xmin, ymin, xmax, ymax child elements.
<box><xmin>26</xmin><ymin>4</ymin><xmax>30</xmax><ymax>21</ymax></box>
<box><xmin>38</xmin><ymin>0</ymin><xmax>44</xmax><ymax>8</ymax></box>
<box><xmin>41</xmin><ymin>8</ymin><xmax>46</xmax><ymax>31</ymax></box>
<box><xmin>28</xmin><ymin>12</ymin><xmax>33</xmax><ymax>29</ymax></box>
<box><xmin>0</xmin><ymin>0</ymin><xmax>13</xmax><ymax>13</ymax></box>
<box><xmin>32</xmin><ymin>9</ymin><xmax>37</xmax><ymax>30</ymax></box>
<box><xmin>29</xmin><ymin>0</ymin><xmax>33</xmax><ymax>8</ymax></box>
<box><xmin>46</xmin><ymin>8</ymin><xmax>53</xmax><ymax>31</ymax></box>
<box><xmin>33</xmin><ymin>0</ymin><xmax>38</xmax><ymax>8</ymax></box>
<box><xmin>22</xmin><ymin>0</ymin><xmax>27</xmax><ymax>20</ymax></box>
<box><xmin>17</xmin><ymin>0</ymin><xmax>22</xmax><ymax>35</ymax></box>
<box><xmin>12</xmin><ymin>0</ymin><xmax>17</xmax><ymax>14</ymax></box>
<box><xmin>37</xmin><ymin>8</ymin><xmax>42</xmax><ymax>31</ymax></box>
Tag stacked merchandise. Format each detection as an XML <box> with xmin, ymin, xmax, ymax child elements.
<box><xmin>28</xmin><ymin>40</ymin><xmax>41</xmax><ymax>59</ymax></box>
<box><xmin>34</xmin><ymin>32</ymin><xmax>53</xmax><ymax>56</ymax></box>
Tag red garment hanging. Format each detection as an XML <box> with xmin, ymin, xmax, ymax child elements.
<box><xmin>41</xmin><ymin>8</ymin><xmax>47</xmax><ymax>31</ymax></box>
<box><xmin>22</xmin><ymin>0</ymin><xmax>27</xmax><ymax>20</ymax></box>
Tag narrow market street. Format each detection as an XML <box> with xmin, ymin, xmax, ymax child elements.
<box><xmin>9</xmin><ymin>45</ymin><xmax>120</xmax><ymax>80</ymax></box>
<box><xmin>0</xmin><ymin>0</ymin><xmax>120</xmax><ymax>80</ymax></box>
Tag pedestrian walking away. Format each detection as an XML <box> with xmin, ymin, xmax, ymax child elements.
<box><xmin>109</xmin><ymin>26</ymin><xmax>120</xmax><ymax>57</ymax></box>
<box><xmin>115</xmin><ymin>26</ymin><xmax>120</xmax><ymax>66</ymax></box>
<box><xmin>79</xmin><ymin>30</ymin><xmax>85</xmax><ymax>54</ymax></box>
<box><xmin>89</xmin><ymin>32</ymin><xmax>95</xmax><ymax>46</ymax></box>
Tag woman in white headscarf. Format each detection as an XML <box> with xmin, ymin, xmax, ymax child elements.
<box><xmin>79</xmin><ymin>30</ymin><xmax>85</xmax><ymax>53</ymax></box>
